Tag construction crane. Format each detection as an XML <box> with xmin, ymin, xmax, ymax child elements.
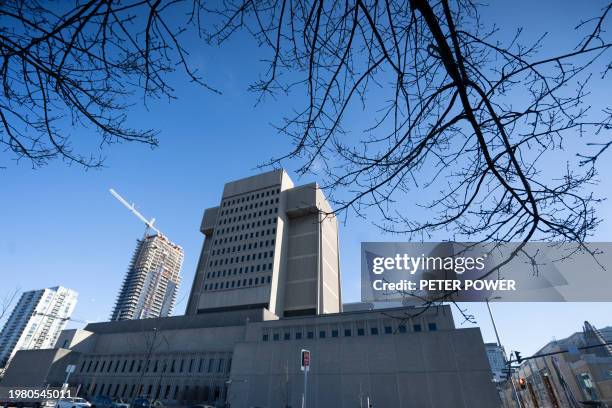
<box><xmin>109</xmin><ymin>188</ymin><xmax>161</xmax><ymax>236</ymax></box>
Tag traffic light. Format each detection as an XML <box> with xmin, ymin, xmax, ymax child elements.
<box><xmin>514</xmin><ymin>351</ymin><xmax>523</xmax><ymax>364</ymax></box>
<box><xmin>518</xmin><ymin>377</ymin><xmax>527</xmax><ymax>390</ymax></box>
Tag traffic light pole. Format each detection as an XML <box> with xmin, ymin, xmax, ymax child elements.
<box><xmin>302</xmin><ymin>369</ymin><xmax>308</xmax><ymax>408</ymax></box>
<box><xmin>507</xmin><ymin>353</ymin><xmax>523</xmax><ymax>408</ymax></box>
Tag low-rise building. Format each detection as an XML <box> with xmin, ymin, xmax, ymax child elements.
<box><xmin>504</xmin><ymin>321</ymin><xmax>612</xmax><ymax>408</ymax></box>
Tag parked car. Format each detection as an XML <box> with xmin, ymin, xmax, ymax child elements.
<box><xmin>131</xmin><ymin>399</ymin><xmax>163</xmax><ymax>408</ymax></box>
<box><xmin>89</xmin><ymin>397</ymin><xmax>128</xmax><ymax>408</ymax></box>
<box><xmin>57</xmin><ymin>398</ymin><xmax>91</xmax><ymax>408</ymax></box>
<box><xmin>188</xmin><ymin>405</ymin><xmax>216</xmax><ymax>408</ymax></box>
<box><xmin>34</xmin><ymin>400</ymin><xmax>57</xmax><ymax>408</ymax></box>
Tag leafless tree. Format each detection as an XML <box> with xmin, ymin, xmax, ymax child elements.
<box><xmin>0</xmin><ymin>287</ymin><xmax>20</xmax><ymax>328</ymax></box>
<box><xmin>0</xmin><ymin>0</ymin><xmax>216</xmax><ymax>168</ymax></box>
<box><xmin>205</xmin><ymin>0</ymin><xmax>611</xmax><ymax>252</ymax></box>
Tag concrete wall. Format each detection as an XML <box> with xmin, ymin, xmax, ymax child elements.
<box><xmin>185</xmin><ymin>170</ymin><xmax>341</xmax><ymax>317</ymax></box>
<box><xmin>1</xmin><ymin>348</ymin><xmax>78</xmax><ymax>387</ymax></box>
<box><xmin>229</xmin><ymin>327</ymin><xmax>498</xmax><ymax>408</ymax></box>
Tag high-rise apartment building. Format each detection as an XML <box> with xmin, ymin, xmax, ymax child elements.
<box><xmin>0</xmin><ymin>286</ymin><xmax>77</xmax><ymax>367</ymax></box>
<box><xmin>111</xmin><ymin>234</ymin><xmax>184</xmax><ymax>321</ymax></box>
<box><xmin>186</xmin><ymin>169</ymin><xmax>342</xmax><ymax>317</ymax></box>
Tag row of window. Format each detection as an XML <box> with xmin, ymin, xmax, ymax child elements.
<box><xmin>221</xmin><ymin>188</ymin><xmax>280</xmax><ymax>208</ymax></box>
<box><xmin>211</xmin><ymin>239</ymin><xmax>274</xmax><ymax>255</ymax></box>
<box><xmin>80</xmin><ymin>355</ymin><xmax>231</xmax><ymax>376</ymax></box>
<box><xmin>214</xmin><ymin>221</ymin><xmax>277</xmax><ymax>237</ymax></box>
<box><xmin>220</xmin><ymin>200</ymin><xmax>279</xmax><ymax>218</ymax></box>
<box><xmin>84</xmin><ymin>382</ymin><xmax>227</xmax><ymax>403</ymax></box>
<box><xmin>205</xmin><ymin>275</ymin><xmax>272</xmax><ymax>291</ymax></box>
<box><xmin>210</xmin><ymin>250</ymin><xmax>274</xmax><ymax>267</ymax></box>
<box><xmin>262</xmin><ymin>322</ymin><xmax>438</xmax><ymax>342</ymax></box>
<box><xmin>208</xmin><ymin>261</ymin><xmax>274</xmax><ymax>279</ymax></box>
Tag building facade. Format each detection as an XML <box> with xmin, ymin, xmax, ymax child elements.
<box><xmin>111</xmin><ymin>234</ymin><xmax>184</xmax><ymax>321</ymax></box>
<box><xmin>186</xmin><ymin>169</ymin><xmax>341</xmax><ymax>318</ymax></box>
<box><xmin>2</xmin><ymin>171</ymin><xmax>500</xmax><ymax>407</ymax></box>
<box><xmin>503</xmin><ymin>321</ymin><xmax>612</xmax><ymax>408</ymax></box>
<box><xmin>3</xmin><ymin>305</ymin><xmax>500</xmax><ymax>408</ymax></box>
<box><xmin>0</xmin><ymin>286</ymin><xmax>77</xmax><ymax>368</ymax></box>
<box><xmin>485</xmin><ymin>343</ymin><xmax>508</xmax><ymax>383</ymax></box>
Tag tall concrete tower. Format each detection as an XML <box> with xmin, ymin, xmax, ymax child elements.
<box><xmin>186</xmin><ymin>169</ymin><xmax>341</xmax><ymax>317</ymax></box>
<box><xmin>111</xmin><ymin>234</ymin><xmax>184</xmax><ymax>321</ymax></box>
<box><xmin>0</xmin><ymin>286</ymin><xmax>78</xmax><ymax>367</ymax></box>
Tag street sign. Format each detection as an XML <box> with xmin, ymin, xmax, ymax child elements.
<box><xmin>301</xmin><ymin>349</ymin><xmax>311</xmax><ymax>371</ymax></box>
<box><xmin>65</xmin><ymin>365</ymin><xmax>76</xmax><ymax>374</ymax></box>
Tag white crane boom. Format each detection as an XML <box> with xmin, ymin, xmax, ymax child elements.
<box><xmin>109</xmin><ymin>188</ymin><xmax>160</xmax><ymax>235</ymax></box>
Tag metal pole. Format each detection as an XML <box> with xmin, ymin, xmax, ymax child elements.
<box><xmin>486</xmin><ymin>298</ymin><xmax>503</xmax><ymax>347</ymax></box>
<box><xmin>486</xmin><ymin>298</ymin><xmax>522</xmax><ymax>408</ymax></box>
<box><xmin>508</xmin><ymin>353</ymin><xmax>523</xmax><ymax>408</ymax></box>
<box><xmin>62</xmin><ymin>370</ymin><xmax>72</xmax><ymax>391</ymax></box>
<box><xmin>302</xmin><ymin>369</ymin><xmax>308</xmax><ymax>408</ymax></box>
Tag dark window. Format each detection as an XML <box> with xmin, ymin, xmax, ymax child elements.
<box><xmin>357</xmin><ymin>328</ymin><xmax>365</xmax><ymax>336</ymax></box>
<box><xmin>284</xmin><ymin>332</ymin><xmax>291</xmax><ymax>340</ymax></box>
<box><xmin>218</xmin><ymin>358</ymin><xmax>225</xmax><ymax>372</ymax></box>
<box><xmin>371</xmin><ymin>327</ymin><xmax>379</xmax><ymax>335</ymax></box>
<box><xmin>384</xmin><ymin>326</ymin><xmax>393</xmax><ymax>334</ymax></box>
<box><xmin>331</xmin><ymin>330</ymin><xmax>339</xmax><ymax>338</ymax></box>
<box><xmin>344</xmin><ymin>329</ymin><xmax>352</xmax><ymax>337</ymax></box>
<box><xmin>398</xmin><ymin>325</ymin><xmax>407</xmax><ymax>333</ymax></box>
<box><xmin>428</xmin><ymin>322</ymin><xmax>438</xmax><ymax>331</ymax></box>
<box><xmin>295</xmin><ymin>332</ymin><xmax>302</xmax><ymax>340</ymax></box>
<box><xmin>413</xmin><ymin>324</ymin><xmax>422</xmax><ymax>332</ymax></box>
<box><xmin>307</xmin><ymin>331</ymin><xmax>314</xmax><ymax>339</ymax></box>
<box><xmin>273</xmin><ymin>333</ymin><xmax>280</xmax><ymax>341</ymax></box>
<box><xmin>263</xmin><ymin>334</ymin><xmax>269</xmax><ymax>341</ymax></box>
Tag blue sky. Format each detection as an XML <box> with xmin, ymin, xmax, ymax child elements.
<box><xmin>1</xmin><ymin>0</ymin><xmax>611</xmax><ymax>357</ymax></box>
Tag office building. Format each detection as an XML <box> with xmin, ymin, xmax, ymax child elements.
<box><xmin>3</xmin><ymin>170</ymin><xmax>499</xmax><ymax>407</ymax></box>
<box><xmin>111</xmin><ymin>234</ymin><xmax>184</xmax><ymax>321</ymax></box>
<box><xmin>186</xmin><ymin>169</ymin><xmax>341</xmax><ymax>317</ymax></box>
<box><xmin>485</xmin><ymin>342</ymin><xmax>508</xmax><ymax>382</ymax></box>
<box><xmin>0</xmin><ymin>286</ymin><xmax>77</xmax><ymax>367</ymax></box>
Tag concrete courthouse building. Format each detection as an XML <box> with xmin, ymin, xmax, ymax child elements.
<box><xmin>2</xmin><ymin>170</ymin><xmax>500</xmax><ymax>408</ymax></box>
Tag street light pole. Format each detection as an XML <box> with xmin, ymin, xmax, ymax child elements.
<box><xmin>486</xmin><ymin>297</ymin><xmax>522</xmax><ymax>408</ymax></box>
<box><xmin>486</xmin><ymin>298</ymin><xmax>503</xmax><ymax>347</ymax></box>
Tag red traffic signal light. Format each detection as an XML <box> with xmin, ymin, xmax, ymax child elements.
<box><xmin>518</xmin><ymin>377</ymin><xmax>527</xmax><ymax>390</ymax></box>
<box><xmin>301</xmin><ymin>349</ymin><xmax>311</xmax><ymax>371</ymax></box>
